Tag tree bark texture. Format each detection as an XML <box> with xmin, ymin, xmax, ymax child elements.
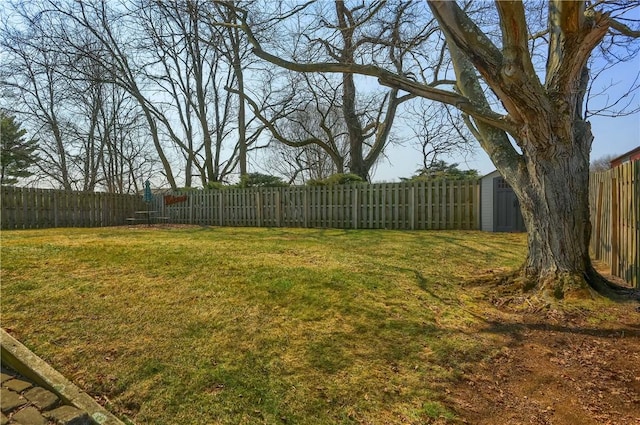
<box><xmin>515</xmin><ymin>115</ymin><xmax>594</xmax><ymax>295</ymax></box>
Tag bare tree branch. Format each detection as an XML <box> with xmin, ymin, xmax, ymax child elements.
<box><xmin>609</xmin><ymin>18</ymin><xmax>640</xmax><ymax>37</ymax></box>
<box><xmin>226</xmin><ymin>3</ymin><xmax>516</xmax><ymax>134</ymax></box>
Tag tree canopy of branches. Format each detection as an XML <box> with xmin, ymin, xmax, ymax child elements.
<box><xmin>236</xmin><ymin>0</ymin><xmax>465</xmax><ymax>182</ymax></box>
<box><xmin>0</xmin><ymin>0</ymin><xmax>278</xmax><ymax>190</ymax></box>
<box><xmin>0</xmin><ymin>0</ymin><xmax>478</xmax><ymax>190</ymax></box>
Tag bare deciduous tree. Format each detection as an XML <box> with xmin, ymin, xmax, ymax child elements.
<box><xmin>401</xmin><ymin>100</ymin><xmax>475</xmax><ymax>172</ymax></box>
<box><xmin>590</xmin><ymin>154</ymin><xmax>617</xmax><ymax>173</ymax></box>
<box><xmin>138</xmin><ymin>0</ymin><xmax>241</xmax><ymax>186</ymax></box>
<box><xmin>1</xmin><ymin>2</ymin><xmax>159</xmax><ymax>192</ymax></box>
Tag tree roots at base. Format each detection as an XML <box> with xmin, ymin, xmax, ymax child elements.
<box><xmin>478</xmin><ymin>266</ymin><xmax>640</xmax><ymax>310</ymax></box>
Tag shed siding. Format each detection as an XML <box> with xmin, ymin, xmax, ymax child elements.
<box><xmin>480</xmin><ymin>170</ymin><xmax>500</xmax><ymax>231</ymax></box>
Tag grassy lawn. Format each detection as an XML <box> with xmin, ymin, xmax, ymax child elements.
<box><xmin>1</xmin><ymin>227</ymin><xmax>526</xmax><ymax>424</ymax></box>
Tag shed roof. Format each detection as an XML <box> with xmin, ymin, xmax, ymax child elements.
<box><xmin>480</xmin><ymin>169</ymin><xmax>501</xmax><ymax>179</ymax></box>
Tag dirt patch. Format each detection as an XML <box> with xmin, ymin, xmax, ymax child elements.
<box><xmin>447</xmin><ymin>301</ymin><xmax>640</xmax><ymax>425</ymax></box>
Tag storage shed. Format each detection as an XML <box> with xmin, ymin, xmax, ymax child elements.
<box><xmin>480</xmin><ymin>170</ymin><xmax>526</xmax><ymax>232</ymax></box>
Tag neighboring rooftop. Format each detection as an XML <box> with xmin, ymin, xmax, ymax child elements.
<box><xmin>610</xmin><ymin>145</ymin><xmax>640</xmax><ymax>167</ymax></box>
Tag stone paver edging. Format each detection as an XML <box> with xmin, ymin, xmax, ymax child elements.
<box><xmin>1</xmin><ymin>329</ymin><xmax>128</xmax><ymax>425</ymax></box>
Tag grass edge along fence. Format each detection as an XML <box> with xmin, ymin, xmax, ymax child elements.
<box><xmin>154</xmin><ymin>180</ymin><xmax>481</xmax><ymax>231</ymax></box>
<box><xmin>1</xmin><ymin>186</ymin><xmax>146</xmax><ymax>229</ymax></box>
<box><xmin>589</xmin><ymin>160</ymin><xmax>639</xmax><ymax>288</ymax></box>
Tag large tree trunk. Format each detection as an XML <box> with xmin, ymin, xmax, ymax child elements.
<box><xmin>504</xmin><ymin>104</ymin><xmax>633</xmax><ymax>298</ymax></box>
<box><xmin>512</xmin><ymin>121</ymin><xmax>594</xmax><ymax>297</ymax></box>
<box><xmin>425</xmin><ymin>1</ymin><xmax>634</xmax><ymax>298</ymax></box>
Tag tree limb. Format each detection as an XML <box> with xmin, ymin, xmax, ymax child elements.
<box><xmin>495</xmin><ymin>1</ymin><xmax>540</xmax><ymax>83</ymax></box>
<box><xmin>546</xmin><ymin>1</ymin><xmax>610</xmax><ymax>94</ymax></box>
<box><xmin>249</xmin><ymin>43</ymin><xmax>515</xmax><ymax>133</ymax></box>
<box><xmin>226</xmin><ymin>2</ymin><xmax>516</xmax><ymax>134</ymax></box>
<box><xmin>225</xmin><ymin>85</ymin><xmax>338</xmax><ymax>157</ymax></box>
<box><xmin>427</xmin><ymin>1</ymin><xmax>503</xmax><ymax>81</ymax></box>
<box><xmin>431</xmin><ymin>4</ymin><xmax>524</xmax><ymax>182</ymax></box>
<box><xmin>609</xmin><ymin>18</ymin><xmax>640</xmax><ymax>37</ymax></box>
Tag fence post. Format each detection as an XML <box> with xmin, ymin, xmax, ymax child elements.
<box><xmin>611</xmin><ymin>177</ymin><xmax>619</xmax><ymax>278</ymax></box>
<box><xmin>409</xmin><ymin>185</ymin><xmax>415</xmax><ymax>230</ymax></box>
<box><xmin>20</xmin><ymin>187</ymin><xmax>27</xmax><ymax>229</ymax></box>
<box><xmin>381</xmin><ymin>184</ymin><xmax>386</xmax><ymax>229</ymax></box>
<box><xmin>352</xmin><ymin>187</ymin><xmax>358</xmax><ymax>229</ymax></box>
<box><xmin>473</xmin><ymin>180</ymin><xmax>479</xmax><ymax>229</ymax></box>
<box><xmin>448</xmin><ymin>180</ymin><xmax>455</xmax><ymax>229</ymax></box>
<box><xmin>256</xmin><ymin>190</ymin><xmax>262</xmax><ymax>227</ymax></box>
<box><xmin>631</xmin><ymin>161</ymin><xmax>640</xmax><ymax>288</ymax></box>
<box><xmin>276</xmin><ymin>189</ymin><xmax>281</xmax><ymax>227</ymax></box>
<box><xmin>219</xmin><ymin>191</ymin><xmax>224</xmax><ymax>226</ymax></box>
<box><xmin>595</xmin><ymin>182</ymin><xmax>604</xmax><ymax>258</ymax></box>
<box><xmin>304</xmin><ymin>187</ymin><xmax>309</xmax><ymax>228</ymax></box>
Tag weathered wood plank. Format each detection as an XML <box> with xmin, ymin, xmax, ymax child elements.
<box><xmin>589</xmin><ymin>160</ymin><xmax>638</xmax><ymax>287</ymax></box>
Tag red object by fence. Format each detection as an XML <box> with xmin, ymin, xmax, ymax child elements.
<box><xmin>164</xmin><ymin>195</ymin><xmax>188</xmax><ymax>206</ymax></box>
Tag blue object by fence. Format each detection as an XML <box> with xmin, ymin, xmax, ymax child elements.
<box><xmin>143</xmin><ymin>180</ymin><xmax>154</xmax><ymax>203</ymax></box>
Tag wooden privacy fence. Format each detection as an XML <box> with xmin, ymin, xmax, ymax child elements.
<box><xmin>153</xmin><ymin>180</ymin><xmax>480</xmax><ymax>230</ymax></box>
<box><xmin>1</xmin><ymin>186</ymin><xmax>146</xmax><ymax>229</ymax></box>
<box><xmin>589</xmin><ymin>160</ymin><xmax>639</xmax><ymax>287</ymax></box>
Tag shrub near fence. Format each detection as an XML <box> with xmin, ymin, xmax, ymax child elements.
<box><xmin>0</xmin><ymin>186</ymin><xmax>146</xmax><ymax>229</ymax></box>
<box><xmin>589</xmin><ymin>160</ymin><xmax>639</xmax><ymax>287</ymax></box>
<box><xmin>153</xmin><ymin>180</ymin><xmax>480</xmax><ymax>230</ymax></box>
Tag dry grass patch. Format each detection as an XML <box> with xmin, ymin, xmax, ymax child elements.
<box><xmin>1</xmin><ymin>227</ymin><xmax>526</xmax><ymax>424</ymax></box>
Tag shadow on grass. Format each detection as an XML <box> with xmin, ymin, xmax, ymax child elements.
<box><xmin>419</xmin><ymin>232</ymin><xmax>525</xmax><ymax>257</ymax></box>
<box><xmin>480</xmin><ymin>320</ymin><xmax>640</xmax><ymax>340</ymax></box>
<box><xmin>412</xmin><ymin>267</ymin><xmax>640</xmax><ymax>342</ymax></box>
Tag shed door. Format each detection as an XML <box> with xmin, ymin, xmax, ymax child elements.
<box><xmin>493</xmin><ymin>177</ymin><xmax>525</xmax><ymax>232</ymax></box>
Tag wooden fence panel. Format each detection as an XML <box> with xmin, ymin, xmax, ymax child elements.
<box><xmin>2</xmin><ymin>186</ymin><xmax>15</xmax><ymax>229</ymax></box>
<box><xmin>157</xmin><ymin>181</ymin><xmax>481</xmax><ymax>231</ymax></box>
<box><xmin>3</xmin><ymin>181</ymin><xmax>487</xmax><ymax>232</ymax></box>
<box><xmin>589</xmin><ymin>161</ymin><xmax>639</xmax><ymax>287</ymax></box>
<box><xmin>1</xmin><ymin>187</ymin><xmax>145</xmax><ymax>229</ymax></box>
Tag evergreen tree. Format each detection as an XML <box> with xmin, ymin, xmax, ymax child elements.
<box><xmin>239</xmin><ymin>172</ymin><xmax>289</xmax><ymax>188</ymax></box>
<box><xmin>402</xmin><ymin>161</ymin><xmax>479</xmax><ymax>181</ymax></box>
<box><xmin>1</xmin><ymin>113</ymin><xmax>39</xmax><ymax>185</ymax></box>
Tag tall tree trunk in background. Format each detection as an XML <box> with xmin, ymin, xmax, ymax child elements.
<box><xmin>342</xmin><ymin>71</ymin><xmax>367</xmax><ymax>180</ymax></box>
<box><xmin>140</xmin><ymin>105</ymin><xmax>177</xmax><ymax>190</ymax></box>
<box><xmin>232</xmin><ymin>26</ymin><xmax>248</xmax><ymax>178</ymax></box>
